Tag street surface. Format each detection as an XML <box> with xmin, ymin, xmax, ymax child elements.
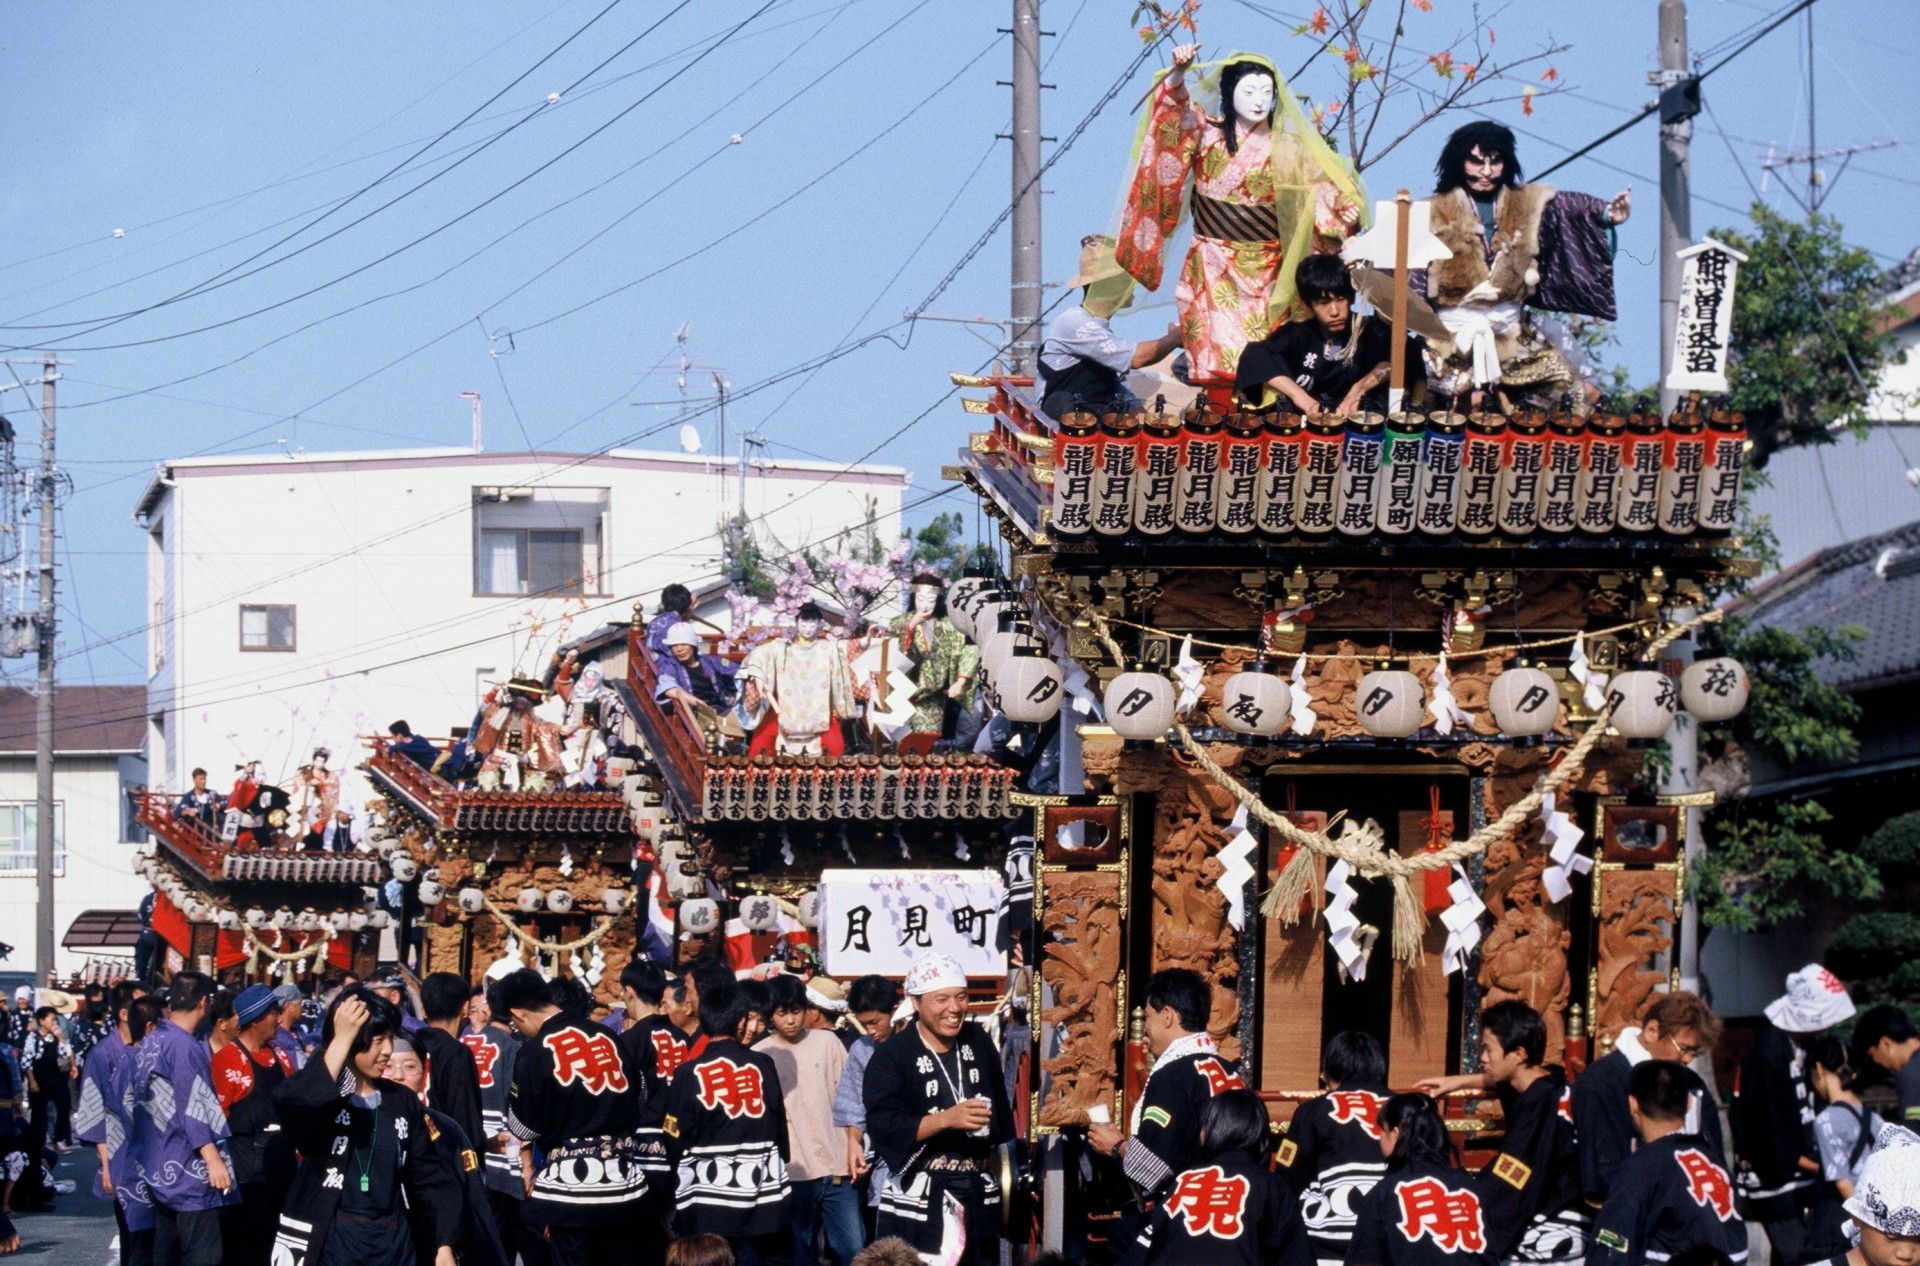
<box><xmin>8</xmin><ymin>1145</ymin><xmax>116</xmax><ymax>1265</ymax></box>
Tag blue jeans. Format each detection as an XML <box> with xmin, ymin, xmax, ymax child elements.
<box><xmin>790</xmin><ymin>1175</ymin><xmax>865</xmax><ymax>1266</ymax></box>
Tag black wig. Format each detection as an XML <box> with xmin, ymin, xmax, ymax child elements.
<box><xmin>1434</xmin><ymin>121</ymin><xmax>1522</xmax><ymax>195</ymax></box>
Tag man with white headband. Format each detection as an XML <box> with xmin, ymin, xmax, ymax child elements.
<box><xmin>1733</xmin><ymin>964</ymin><xmax>1856</xmax><ymax>1266</ymax></box>
<box><xmin>863</xmin><ymin>953</ymin><xmax>1011</xmax><ymax>1266</ymax></box>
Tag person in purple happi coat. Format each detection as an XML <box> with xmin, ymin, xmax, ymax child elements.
<box><xmin>127</xmin><ymin>972</ymin><xmax>237</xmax><ymax>1266</ymax></box>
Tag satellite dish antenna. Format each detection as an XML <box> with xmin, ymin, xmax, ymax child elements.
<box><xmin>679</xmin><ymin>424</ymin><xmax>703</xmax><ymax>454</ymax></box>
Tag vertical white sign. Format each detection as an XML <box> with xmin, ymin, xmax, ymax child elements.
<box><xmin>1665</xmin><ymin>238</ymin><xmax>1749</xmax><ymax>394</ymax></box>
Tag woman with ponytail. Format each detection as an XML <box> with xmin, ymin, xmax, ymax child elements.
<box><xmin>1346</xmin><ymin>1093</ymin><xmax>1493</xmax><ymax>1266</ymax></box>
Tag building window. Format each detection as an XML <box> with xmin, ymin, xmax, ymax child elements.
<box><xmin>473</xmin><ymin>487</ymin><xmax>607</xmax><ymax>596</ymax></box>
<box><xmin>0</xmin><ymin>802</ymin><xmax>65</xmax><ymax>877</ymax></box>
<box><xmin>239</xmin><ymin>604</ymin><xmax>296</xmax><ymax>651</ymax></box>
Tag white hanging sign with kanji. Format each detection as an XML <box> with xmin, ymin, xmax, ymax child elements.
<box><xmin>818</xmin><ymin>868</ymin><xmax>1006</xmax><ymax>978</ymax></box>
<box><xmin>1664</xmin><ymin>238</ymin><xmax>1750</xmax><ymax>395</ymax></box>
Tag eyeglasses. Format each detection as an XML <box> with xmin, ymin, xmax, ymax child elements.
<box><xmin>1672</xmin><ymin>1042</ymin><xmax>1703</xmax><ymax>1061</ymax></box>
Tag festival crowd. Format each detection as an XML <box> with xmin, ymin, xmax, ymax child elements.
<box><xmin>1</xmin><ymin>955</ymin><xmax>1916</xmax><ymax>1266</ymax></box>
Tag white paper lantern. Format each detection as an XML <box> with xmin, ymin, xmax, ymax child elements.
<box><xmin>947</xmin><ymin>576</ymin><xmax>990</xmax><ymax>623</ymax></box>
<box><xmin>390</xmin><ymin>855</ymin><xmax>418</xmax><ymax>882</ymax></box>
<box><xmin>1356</xmin><ymin>668</ymin><xmax>1425</xmax><ymax>738</ymax></box>
<box><xmin>1607</xmin><ymin>669</ymin><xmax>1679</xmax><ymax>740</ymax></box>
<box><xmin>679</xmin><ymin>897</ymin><xmax>720</xmax><ymax>936</ymax></box>
<box><xmin>348</xmin><ymin>912</ymin><xmax>370</xmax><ymax>932</ymax></box>
<box><xmin>181</xmin><ymin>899</ymin><xmax>205</xmax><ymax>922</ymax></box>
<box><xmin>1489</xmin><ymin>664</ymin><xmax>1561</xmax><ymax>738</ymax></box>
<box><xmin>959</xmin><ymin>592</ymin><xmax>1014</xmax><ymax>643</ymax></box>
<box><xmin>458</xmin><ymin>888</ymin><xmax>487</xmax><ymax>914</ymax></box>
<box><xmin>294</xmin><ymin>909</ymin><xmax>319</xmax><ymax>932</ymax></box>
<box><xmin>1104</xmin><ymin>667</ymin><xmax>1177</xmax><ymax>743</ymax></box>
<box><xmin>795</xmin><ymin>890</ymin><xmax>821</xmax><ymax>929</ymax></box>
<box><xmin>1680</xmin><ymin>657</ymin><xmax>1749</xmax><ymax>722</ymax></box>
<box><xmin>366</xmin><ymin>910</ymin><xmax>392</xmax><ymax>930</ymax></box>
<box><xmin>547</xmin><ymin>889</ymin><xmax>574</xmax><ymax>914</ymax></box>
<box><xmin>218</xmin><ymin>910</ymin><xmax>241</xmax><ymax>931</ymax></box>
<box><xmin>979</xmin><ymin>615</ymin><xmax>1041</xmax><ymax>677</ymax></box>
<box><xmin>1220</xmin><ymin>665</ymin><xmax>1292</xmax><ymax>737</ymax></box>
<box><xmin>244</xmin><ymin>906</ymin><xmax>268</xmax><ymax>929</ymax></box>
<box><xmin>997</xmin><ymin>646</ymin><xmax>1065</xmax><ymax>724</ymax></box>
<box><xmin>418</xmin><ymin>880</ymin><xmax>445</xmax><ymax>906</ymax></box>
<box><xmin>328</xmin><ymin>911</ymin><xmax>352</xmax><ymax>933</ymax></box>
<box><xmin>600</xmin><ymin>888</ymin><xmax>629</xmax><ymax>915</ymax></box>
<box><xmin>516</xmin><ymin>887</ymin><xmax>543</xmax><ymax>913</ymax></box>
<box><xmin>270</xmin><ymin>907</ymin><xmax>294</xmax><ymax>930</ymax></box>
<box><xmin>739</xmin><ymin>893</ymin><xmax>779</xmax><ymax>932</ymax></box>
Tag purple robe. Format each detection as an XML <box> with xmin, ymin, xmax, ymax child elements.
<box><xmin>128</xmin><ymin>1018</ymin><xmax>238</xmax><ymax>1213</ymax></box>
<box><xmin>74</xmin><ymin>1030</ymin><xmax>156</xmax><ymax>1231</ymax></box>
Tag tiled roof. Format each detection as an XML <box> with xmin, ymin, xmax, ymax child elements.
<box><xmin>0</xmin><ymin>685</ymin><xmax>145</xmax><ymax>755</ymax></box>
<box><xmin>1737</xmin><ymin>518</ymin><xmax>1920</xmax><ymax>689</ymax></box>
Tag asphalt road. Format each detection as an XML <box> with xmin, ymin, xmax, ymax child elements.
<box><xmin>8</xmin><ymin>1145</ymin><xmax>117</xmax><ymax>1265</ymax></box>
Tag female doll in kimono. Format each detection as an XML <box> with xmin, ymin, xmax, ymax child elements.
<box><xmin>271</xmin><ymin>988</ymin><xmax>462</xmax><ymax>1266</ymax></box>
<box><xmin>1116</xmin><ymin>40</ymin><xmax>1364</xmax><ymax>388</ymax></box>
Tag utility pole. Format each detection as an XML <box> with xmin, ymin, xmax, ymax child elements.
<box><xmin>1655</xmin><ymin>0</ymin><xmax>1696</xmax><ymax>419</ymax></box>
<box><xmin>34</xmin><ymin>352</ymin><xmax>57</xmax><ymax>985</ymax></box>
<box><xmin>1652</xmin><ymin>0</ymin><xmax>1706</xmax><ymax>996</ymax></box>
<box><xmin>1008</xmin><ymin>0</ymin><xmax>1043</xmax><ymax>377</ymax></box>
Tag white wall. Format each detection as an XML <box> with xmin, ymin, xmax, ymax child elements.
<box><xmin>0</xmin><ymin>754</ymin><xmax>149</xmax><ymax>981</ymax></box>
<box><xmin>144</xmin><ymin>447</ymin><xmax>905</xmax><ymax>804</ymax></box>
<box><xmin>1869</xmin><ymin>322</ymin><xmax>1920</xmax><ymax>422</ymax></box>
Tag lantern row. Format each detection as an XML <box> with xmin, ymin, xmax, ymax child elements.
<box><xmin>1046</xmin><ymin>405</ymin><xmax>1747</xmax><ymax>542</ymax></box>
<box><xmin>698</xmin><ymin>757</ymin><xmax>1018</xmax><ymax>822</ymax></box>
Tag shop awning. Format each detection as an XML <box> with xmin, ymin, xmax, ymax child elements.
<box><xmin>63</xmin><ymin>909</ymin><xmax>145</xmax><ymax>949</ymax></box>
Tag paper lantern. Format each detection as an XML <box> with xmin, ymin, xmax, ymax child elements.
<box><xmin>271</xmin><ymin>907</ymin><xmax>294</xmax><ymax>929</ymax></box>
<box><xmin>366</xmin><ymin>910</ymin><xmax>392</xmax><ymax>930</ymax></box>
<box><xmin>458</xmin><ymin>888</ymin><xmax>487</xmax><ymax>914</ymax></box>
<box><xmin>417</xmin><ymin>880</ymin><xmax>445</xmax><ymax>906</ymax></box>
<box><xmin>740</xmin><ymin>893</ymin><xmax>780</xmax><ymax>932</ymax></box>
<box><xmin>547</xmin><ymin>889</ymin><xmax>574</xmax><ymax>914</ymax></box>
<box><xmin>1220</xmin><ymin>664</ymin><xmax>1292</xmax><ymax>737</ymax></box>
<box><xmin>680</xmin><ymin>898</ymin><xmax>720</xmax><ymax>936</ymax></box>
<box><xmin>1607</xmin><ymin>669</ymin><xmax>1678</xmax><ymax>740</ymax></box>
<box><xmin>1355</xmin><ymin>668</ymin><xmax>1425</xmax><ymax>738</ymax></box>
<box><xmin>964</xmin><ymin>593</ymin><xmax>1017</xmax><ymax>645</ymax></box>
<box><xmin>795</xmin><ymin>890</ymin><xmax>821</xmax><ymax>929</ymax></box>
<box><xmin>997</xmin><ymin>646</ymin><xmax>1064</xmax><ymax>724</ymax></box>
<box><xmin>294</xmin><ymin>909</ymin><xmax>319</xmax><ymax>932</ymax></box>
<box><xmin>1489</xmin><ymin>664</ymin><xmax>1560</xmax><ymax>738</ymax></box>
<box><xmin>348</xmin><ymin>912</ymin><xmax>370</xmax><ymax>932</ymax></box>
<box><xmin>516</xmin><ymin>887</ymin><xmax>543</xmax><ymax>913</ymax></box>
<box><xmin>328</xmin><ymin>911</ymin><xmax>352</xmax><ymax>933</ymax></box>
<box><xmin>1104</xmin><ymin>667</ymin><xmax>1177</xmax><ymax>743</ymax></box>
<box><xmin>979</xmin><ymin>615</ymin><xmax>1040</xmax><ymax>676</ymax></box>
<box><xmin>947</xmin><ymin>576</ymin><xmax>991</xmax><ymax>630</ymax></box>
<box><xmin>952</xmin><ymin>588</ymin><xmax>1008</xmax><ymax>641</ymax></box>
<box><xmin>1680</xmin><ymin>657</ymin><xmax>1749</xmax><ymax>722</ymax></box>
<box><xmin>390</xmin><ymin>855</ymin><xmax>418</xmax><ymax>882</ymax></box>
<box><xmin>600</xmin><ymin>888</ymin><xmax>629</xmax><ymax>915</ymax></box>
<box><xmin>218</xmin><ymin>910</ymin><xmax>241</xmax><ymax>931</ymax></box>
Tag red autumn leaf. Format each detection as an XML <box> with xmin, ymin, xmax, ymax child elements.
<box><xmin>1460</xmin><ymin>61</ymin><xmax>1477</xmax><ymax>81</ymax></box>
<box><xmin>1342</xmin><ymin>43</ymin><xmax>1362</xmax><ymax>65</ymax></box>
<box><xmin>1542</xmin><ymin>66</ymin><xmax>1559</xmax><ymax>81</ymax></box>
<box><xmin>1411</xmin><ymin>0</ymin><xmax>1432</xmax><ymax>9</ymax></box>
<box><xmin>1310</xmin><ymin>6</ymin><xmax>1330</xmax><ymax>34</ymax></box>
<box><xmin>1522</xmin><ymin>94</ymin><xmax>1534</xmax><ymax>114</ymax></box>
<box><xmin>1139</xmin><ymin>25</ymin><xmax>1155</xmax><ymax>37</ymax></box>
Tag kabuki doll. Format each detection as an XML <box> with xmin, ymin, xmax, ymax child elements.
<box><xmin>472</xmin><ymin>678</ymin><xmax>564</xmax><ymax>792</ymax></box>
<box><xmin>889</xmin><ymin>573</ymin><xmax>979</xmax><ymax>740</ymax></box>
<box><xmin>299</xmin><ymin>746</ymin><xmax>342</xmax><ymax>834</ymax></box>
<box><xmin>554</xmin><ymin>656</ymin><xmax>624</xmax><ymax>787</ymax></box>
<box><xmin>735</xmin><ymin>602</ymin><xmax>855</xmax><ymax>758</ymax></box>
<box><xmin>1116</xmin><ymin>40</ymin><xmax>1365</xmax><ymax>387</ymax></box>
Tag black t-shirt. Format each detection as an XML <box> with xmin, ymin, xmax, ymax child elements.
<box><xmin>1233</xmin><ymin>316</ymin><xmax>1419</xmax><ymax>407</ymax></box>
<box><xmin>683</xmin><ymin>660</ymin><xmax>728</xmax><ymax>710</ymax></box>
<box><xmin>1347</xmin><ymin>1160</ymin><xmax>1495</xmax><ymax>1266</ymax></box>
<box><xmin>1589</xmin><ymin>1134</ymin><xmax>1747</xmax><ymax>1266</ymax></box>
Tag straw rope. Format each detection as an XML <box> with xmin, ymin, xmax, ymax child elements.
<box><xmin>1081</xmin><ymin>605</ymin><xmax>1721</xmax><ymax>963</ymax></box>
<box><xmin>481</xmin><ymin>897</ymin><xmax>616</xmax><ymax>954</ymax></box>
<box><xmin>242</xmin><ymin>924</ymin><xmax>334</xmax><ymax>971</ymax></box>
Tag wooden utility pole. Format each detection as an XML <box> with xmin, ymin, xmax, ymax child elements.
<box><xmin>35</xmin><ymin>353</ymin><xmax>57</xmax><ymax>984</ymax></box>
<box><xmin>1008</xmin><ymin>0</ymin><xmax>1043</xmax><ymax>377</ymax></box>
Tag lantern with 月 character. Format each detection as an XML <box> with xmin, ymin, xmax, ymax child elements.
<box><xmin>1104</xmin><ymin>666</ymin><xmax>1176</xmax><ymax>744</ymax></box>
<box><xmin>1356</xmin><ymin>666</ymin><xmax>1425</xmax><ymax>738</ymax></box>
<box><xmin>1680</xmin><ymin>657</ymin><xmax>1748</xmax><ymax>722</ymax></box>
<box><xmin>1489</xmin><ymin>663</ymin><xmax>1560</xmax><ymax>738</ymax></box>
<box><xmin>1607</xmin><ymin>669</ymin><xmax>1678</xmax><ymax>740</ymax></box>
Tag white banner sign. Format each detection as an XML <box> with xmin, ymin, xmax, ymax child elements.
<box><xmin>1665</xmin><ymin>238</ymin><xmax>1749</xmax><ymax>394</ymax></box>
<box><xmin>817</xmin><ymin>867</ymin><xmax>1006</xmax><ymax>978</ymax></box>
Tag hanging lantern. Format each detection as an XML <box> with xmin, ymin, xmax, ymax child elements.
<box><xmin>348</xmin><ymin>911</ymin><xmax>370</xmax><ymax>932</ymax></box>
<box><xmin>328</xmin><ymin>911</ymin><xmax>352</xmax><ymax>933</ymax></box>
<box><xmin>516</xmin><ymin>887</ymin><xmax>543</xmax><ymax>913</ymax></box>
<box><xmin>1220</xmin><ymin>662</ymin><xmax>1292</xmax><ymax>738</ymax></box>
<box><xmin>418</xmin><ymin>879</ymin><xmax>445</xmax><ymax>906</ymax></box>
<box><xmin>1606</xmin><ymin>669</ymin><xmax>1679</xmax><ymax>740</ymax></box>
<box><xmin>979</xmin><ymin>616</ymin><xmax>1041</xmax><ymax>678</ymax></box>
<box><xmin>454</xmin><ymin>887</ymin><xmax>483</xmax><ymax>914</ymax></box>
<box><xmin>1681</xmin><ymin>657</ymin><xmax>1749</xmax><ymax>721</ymax></box>
<box><xmin>795</xmin><ymin>889</ymin><xmax>821</xmax><ymax>929</ymax></box>
<box><xmin>679</xmin><ymin>897</ymin><xmax>720</xmax><ymax>937</ymax></box>
<box><xmin>547</xmin><ymin>889</ymin><xmax>574</xmax><ymax>914</ymax></box>
<box><xmin>1489</xmin><ymin>663</ymin><xmax>1561</xmax><ymax>738</ymax></box>
<box><xmin>294</xmin><ymin>908</ymin><xmax>319</xmax><ymax>932</ymax></box>
<box><xmin>217</xmin><ymin>909</ymin><xmax>241</xmax><ymax>931</ymax></box>
<box><xmin>600</xmin><ymin>888</ymin><xmax>629</xmax><ymax>915</ymax></box>
<box><xmin>1355</xmin><ymin>666</ymin><xmax>1425</xmax><ymax>739</ymax></box>
<box><xmin>948</xmin><ymin>575</ymin><xmax>991</xmax><ymax>619</ymax></box>
<box><xmin>1104</xmin><ymin>665</ymin><xmax>1177</xmax><ymax>744</ymax></box>
<box><xmin>271</xmin><ymin>907</ymin><xmax>294</xmax><ymax>929</ymax></box>
<box><xmin>954</xmin><ymin>589</ymin><xmax>1011</xmax><ymax>642</ymax></box>
<box><xmin>366</xmin><ymin>910</ymin><xmax>392</xmax><ymax>930</ymax></box>
<box><xmin>740</xmin><ymin>892</ymin><xmax>780</xmax><ymax>932</ymax></box>
<box><xmin>997</xmin><ymin>645</ymin><xmax>1064</xmax><ymax>724</ymax></box>
<box><xmin>390</xmin><ymin>855</ymin><xmax>418</xmax><ymax>882</ymax></box>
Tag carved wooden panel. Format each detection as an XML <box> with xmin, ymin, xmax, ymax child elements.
<box><xmin>1033</xmin><ymin>867</ymin><xmax>1125</xmax><ymax>1129</ymax></box>
<box><xmin>1146</xmin><ymin>769</ymin><xmax>1243</xmax><ymax>1060</ymax></box>
<box><xmin>1591</xmin><ymin>864</ymin><xmax>1680</xmax><ymax>1049</ymax></box>
<box><xmin>1478</xmin><ymin>830</ymin><xmax>1572</xmax><ymax>1065</ymax></box>
<box><xmin>1260</xmin><ymin>813</ymin><xmax>1326</xmax><ymax>1124</ymax></box>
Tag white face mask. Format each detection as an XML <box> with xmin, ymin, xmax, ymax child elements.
<box><xmin>912</xmin><ymin>585</ymin><xmax>940</xmax><ymax>616</ymax></box>
<box><xmin>796</xmin><ymin>618</ymin><xmax>823</xmax><ymax>640</ymax></box>
<box><xmin>1231</xmin><ymin>72</ymin><xmax>1275</xmax><ymax>128</ymax></box>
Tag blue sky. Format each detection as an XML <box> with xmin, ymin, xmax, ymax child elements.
<box><xmin>0</xmin><ymin>0</ymin><xmax>1914</xmax><ymax>687</ymax></box>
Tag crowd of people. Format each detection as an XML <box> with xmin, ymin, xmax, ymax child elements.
<box><xmin>2</xmin><ymin>956</ymin><xmax>1916</xmax><ymax>1266</ymax></box>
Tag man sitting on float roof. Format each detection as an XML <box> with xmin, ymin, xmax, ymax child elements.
<box><xmin>1234</xmin><ymin>253</ymin><xmax>1422</xmax><ymax>416</ymax></box>
<box><xmin>1036</xmin><ymin>233</ymin><xmax>1183</xmax><ymax>420</ymax></box>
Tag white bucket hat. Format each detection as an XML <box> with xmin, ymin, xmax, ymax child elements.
<box><xmin>1845</xmin><ymin>1124</ymin><xmax>1920</xmax><ymax>1236</ymax></box>
<box><xmin>1764</xmin><ymin>963</ymin><xmax>1855</xmax><ymax>1034</ymax></box>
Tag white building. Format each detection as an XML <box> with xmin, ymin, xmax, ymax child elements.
<box><xmin>136</xmin><ymin>446</ymin><xmax>907</xmax><ymax>801</ymax></box>
<box><xmin>0</xmin><ymin>685</ymin><xmax>150</xmax><ymax>982</ymax></box>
